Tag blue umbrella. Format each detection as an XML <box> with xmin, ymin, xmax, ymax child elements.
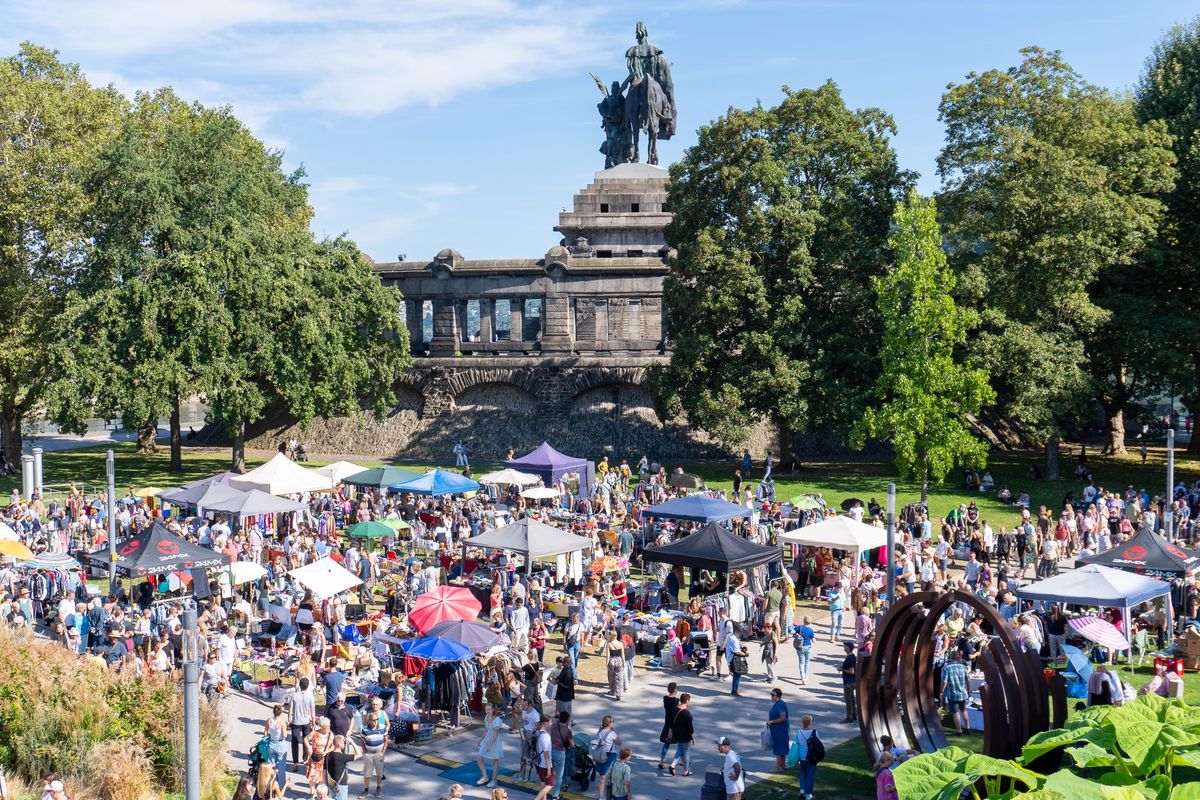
<box><xmin>425</xmin><ymin>620</ymin><xmax>502</xmax><ymax>653</ymax></box>
<box><xmin>1061</xmin><ymin>643</ymin><xmax>1093</xmax><ymax>684</ymax></box>
<box><xmin>400</xmin><ymin>636</ymin><xmax>473</xmax><ymax>661</ymax></box>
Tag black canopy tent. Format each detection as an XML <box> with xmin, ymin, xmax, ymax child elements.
<box><xmin>641</xmin><ymin>521</ymin><xmax>783</xmax><ymax>573</ymax></box>
<box><xmin>87</xmin><ymin>522</ymin><xmax>230</xmax><ymax>577</ymax></box>
<box><xmin>1079</xmin><ymin>529</ymin><xmax>1200</xmax><ymax>580</ymax></box>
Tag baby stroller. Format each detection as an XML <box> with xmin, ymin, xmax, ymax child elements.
<box><xmin>246</xmin><ymin>735</ymin><xmax>271</xmax><ymax>780</ymax></box>
<box><xmin>690</xmin><ymin>633</ymin><xmax>711</xmax><ymax>674</ymax></box>
<box><xmin>568</xmin><ymin>731</ymin><xmax>596</xmax><ymax>791</ymax></box>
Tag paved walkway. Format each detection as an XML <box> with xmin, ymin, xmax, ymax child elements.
<box><xmin>220</xmin><ymin>625</ymin><xmax>856</xmax><ymax>800</ymax></box>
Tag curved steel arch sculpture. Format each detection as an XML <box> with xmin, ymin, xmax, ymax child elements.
<box><xmin>856</xmin><ymin>590</ymin><xmax>1050</xmax><ymax>765</ymax></box>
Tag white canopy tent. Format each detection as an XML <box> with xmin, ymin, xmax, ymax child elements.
<box><xmin>289</xmin><ymin>557</ymin><xmax>362</xmax><ymax>599</ymax></box>
<box><xmin>477</xmin><ymin>469</ymin><xmax>542</xmax><ymax>487</ymax></box>
<box><xmin>229</xmin><ymin>453</ymin><xmax>330</xmax><ymax>496</ymax></box>
<box><xmin>1015</xmin><ymin>563</ymin><xmax>1174</xmax><ymax>646</ymax></box>
<box><xmin>0</xmin><ymin>521</ymin><xmax>18</xmax><ymax>541</ymax></box>
<box><xmin>314</xmin><ymin>460</ymin><xmax>368</xmax><ymax>487</ymax></box>
<box><xmin>780</xmin><ymin>515</ymin><xmax>888</xmax><ymax>587</ymax></box>
<box><xmin>204</xmin><ymin>488</ymin><xmax>307</xmax><ymax>516</ymax></box>
<box><xmin>521</xmin><ymin>487</ymin><xmax>560</xmax><ymax>500</ymax></box>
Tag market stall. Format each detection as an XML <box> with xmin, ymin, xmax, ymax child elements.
<box><xmin>388</xmin><ymin>469</ymin><xmax>481</xmax><ymax>496</ymax></box>
<box><xmin>229</xmin><ymin>452</ymin><xmax>331</xmax><ymax>495</ymax></box>
<box><xmin>1016</xmin><ymin>563</ymin><xmax>1172</xmax><ymax>661</ymax></box>
<box><xmin>504</xmin><ymin>442</ymin><xmax>589</xmax><ymax>497</ymax></box>
<box><xmin>85</xmin><ymin>521</ymin><xmax>229</xmax><ymax>577</ymax></box>
<box><xmin>314</xmin><ymin>460</ymin><xmax>368</xmax><ymax>488</ymax></box>
<box><xmin>780</xmin><ymin>515</ymin><xmax>888</xmax><ymax>583</ymax></box>
<box><xmin>342</xmin><ymin>466</ymin><xmax>422</xmax><ymax>491</ymax></box>
<box><xmin>1079</xmin><ymin>529</ymin><xmax>1200</xmax><ymax>579</ymax></box>
<box><xmin>289</xmin><ymin>556</ymin><xmax>362</xmax><ymax>599</ymax></box>
<box><xmin>640</xmin><ymin>521</ymin><xmax>782</xmax><ymax>573</ymax></box>
<box><xmin>461</xmin><ymin>517</ymin><xmax>592</xmax><ymax>579</ymax></box>
<box><xmin>642</xmin><ymin>495</ymin><xmax>752</xmax><ymax>524</ymax></box>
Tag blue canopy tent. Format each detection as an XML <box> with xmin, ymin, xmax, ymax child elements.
<box><xmin>643</xmin><ymin>495</ymin><xmax>752</xmax><ymax>524</ymax></box>
<box><xmin>388</xmin><ymin>468</ymin><xmax>481</xmax><ymax>496</ymax></box>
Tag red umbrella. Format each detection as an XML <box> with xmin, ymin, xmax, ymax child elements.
<box><xmin>408</xmin><ymin>585</ymin><xmax>483</xmax><ymax>633</ymax></box>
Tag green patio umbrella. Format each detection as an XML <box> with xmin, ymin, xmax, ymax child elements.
<box><xmin>345</xmin><ymin>521</ymin><xmax>393</xmax><ymax>539</ymax></box>
<box><xmin>787</xmin><ymin>495</ymin><xmax>823</xmax><ymax>510</ymax></box>
<box><xmin>381</xmin><ymin>518</ymin><xmax>410</xmax><ymax>530</ymax></box>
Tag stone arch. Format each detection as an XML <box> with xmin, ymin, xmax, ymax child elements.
<box><xmin>441</xmin><ymin>368</ymin><xmax>545</xmax><ymax>398</ymax></box>
<box><xmin>564</xmin><ymin>366</ymin><xmax>648</xmax><ymax>399</ymax></box>
<box><xmin>389</xmin><ymin>385</ymin><xmax>426</xmax><ymax>418</ymax></box>
<box><xmin>453</xmin><ymin>382</ymin><xmax>539</xmax><ymax>412</ymax></box>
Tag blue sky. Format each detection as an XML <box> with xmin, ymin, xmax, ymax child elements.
<box><xmin>4</xmin><ymin>1</ymin><xmax>1193</xmax><ymax>262</ymax></box>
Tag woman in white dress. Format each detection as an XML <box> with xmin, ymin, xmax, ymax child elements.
<box><xmin>475</xmin><ymin>702</ymin><xmax>506</xmax><ymax>788</ymax></box>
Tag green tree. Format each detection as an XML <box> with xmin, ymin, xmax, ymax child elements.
<box><xmin>937</xmin><ymin>47</ymin><xmax>1175</xmax><ymax>476</ymax></box>
<box><xmin>1136</xmin><ymin>18</ymin><xmax>1200</xmax><ymax>452</ymax></box>
<box><xmin>53</xmin><ymin>89</ymin><xmax>410</xmax><ymax>472</ymax></box>
<box><xmin>851</xmin><ymin>191</ymin><xmax>993</xmax><ymax>501</ymax></box>
<box><xmin>653</xmin><ymin>82</ymin><xmax>913</xmax><ymax>450</ymax></box>
<box><xmin>0</xmin><ymin>43</ymin><xmax>125</xmax><ymax>468</ymax></box>
<box><xmin>207</xmin><ymin>235</ymin><xmax>411</xmax><ymax>471</ymax></box>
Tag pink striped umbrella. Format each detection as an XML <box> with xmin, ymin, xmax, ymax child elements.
<box><xmin>1069</xmin><ymin>616</ymin><xmax>1130</xmax><ymax>651</ymax></box>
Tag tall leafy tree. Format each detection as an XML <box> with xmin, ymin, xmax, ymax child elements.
<box><xmin>653</xmin><ymin>82</ymin><xmax>913</xmax><ymax>449</ymax></box>
<box><xmin>1136</xmin><ymin>18</ymin><xmax>1200</xmax><ymax>452</ymax></box>
<box><xmin>0</xmin><ymin>44</ymin><xmax>124</xmax><ymax>468</ymax></box>
<box><xmin>851</xmin><ymin>191</ymin><xmax>993</xmax><ymax>501</ymax></box>
<box><xmin>207</xmin><ymin>236</ymin><xmax>411</xmax><ymax>471</ymax></box>
<box><xmin>937</xmin><ymin>47</ymin><xmax>1175</xmax><ymax>476</ymax></box>
<box><xmin>56</xmin><ymin>90</ymin><xmax>410</xmax><ymax>471</ymax></box>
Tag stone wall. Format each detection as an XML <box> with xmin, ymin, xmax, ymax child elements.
<box><xmin>243</xmin><ymin>360</ymin><xmax>777</xmax><ymax>462</ymax></box>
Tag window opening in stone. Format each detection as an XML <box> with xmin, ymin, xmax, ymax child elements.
<box><xmin>523</xmin><ymin>299</ymin><xmax>543</xmax><ymax>341</ymax></box>
<box><xmin>600</xmin><ymin>203</ymin><xmax>609</xmax><ymax>213</ymax></box>
<box><xmin>494</xmin><ymin>299</ymin><xmax>511</xmax><ymax>340</ymax></box>
<box><xmin>631</xmin><ymin>203</ymin><xmax>640</xmax><ymax>212</ymax></box>
<box><xmin>421</xmin><ymin>300</ymin><xmax>433</xmax><ymax>343</ymax></box>
<box><xmin>597</xmin><ymin>250</ymin><xmax>613</xmax><ymax>258</ymax></box>
<box><xmin>466</xmin><ymin>299</ymin><xmax>481</xmax><ymax>342</ymax></box>
<box><xmin>628</xmin><ymin>249</ymin><xmax>643</xmax><ymax>257</ymax></box>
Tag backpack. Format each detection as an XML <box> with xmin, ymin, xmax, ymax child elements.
<box><xmin>792</xmin><ymin>631</ymin><xmax>806</xmax><ymax>652</ymax></box>
<box><xmin>590</xmin><ymin>730</ymin><xmax>612</xmax><ymax>765</ymax></box>
<box><xmin>807</xmin><ymin>730</ymin><xmax>825</xmax><ymax>763</ymax></box>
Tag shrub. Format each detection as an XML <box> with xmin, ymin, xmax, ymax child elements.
<box><xmin>0</xmin><ymin>627</ymin><xmax>229</xmax><ymax>800</ymax></box>
<box><xmin>894</xmin><ymin>693</ymin><xmax>1200</xmax><ymax>799</ymax></box>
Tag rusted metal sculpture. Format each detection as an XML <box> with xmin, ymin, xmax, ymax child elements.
<box><xmin>856</xmin><ymin>590</ymin><xmax>1050</xmax><ymax>764</ymax></box>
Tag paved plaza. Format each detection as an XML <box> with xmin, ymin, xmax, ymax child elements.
<box><xmin>221</xmin><ymin>622</ymin><xmax>854</xmax><ymax>799</ymax></box>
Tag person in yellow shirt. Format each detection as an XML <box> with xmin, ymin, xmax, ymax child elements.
<box><xmin>944</xmin><ymin>607</ymin><xmax>965</xmax><ymax>638</ymax></box>
<box><xmin>597</xmin><ymin>456</ymin><xmax>610</xmax><ymax>477</ymax></box>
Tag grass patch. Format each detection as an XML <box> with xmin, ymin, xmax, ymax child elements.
<box><xmin>9</xmin><ymin>440</ymin><xmax>1194</xmax><ymax>526</ymax></box>
<box><xmin>745</xmin><ymin>731</ymin><xmax>986</xmax><ymax>800</ymax></box>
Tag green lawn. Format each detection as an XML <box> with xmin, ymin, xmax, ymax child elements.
<box><xmin>746</xmin><ymin>730</ymin><xmax>986</xmax><ymax>800</ymax></box>
<box><xmin>7</xmin><ymin>440</ymin><xmax>1193</xmax><ymax>528</ymax></box>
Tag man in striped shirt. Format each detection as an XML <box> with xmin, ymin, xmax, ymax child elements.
<box><xmin>359</xmin><ymin>697</ymin><xmax>389</xmax><ymax>798</ymax></box>
<box><xmin>940</xmin><ymin>651</ymin><xmax>970</xmax><ymax>735</ymax></box>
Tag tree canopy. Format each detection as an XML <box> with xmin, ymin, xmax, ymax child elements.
<box><xmin>936</xmin><ymin>47</ymin><xmax>1175</xmax><ymax>473</ymax></box>
<box><xmin>47</xmin><ymin>85</ymin><xmax>410</xmax><ymax>471</ymax></box>
<box><xmin>1136</xmin><ymin>17</ymin><xmax>1200</xmax><ymax>451</ymax></box>
<box><xmin>0</xmin><ymin>43</ymin><xmax>125</xmax><ymax>468</ymax></box>
<box><xmin>850</xmin><ymin>191</ymin><xmax>994</xmax><ymax>500</ymax></box>
<box><xmin>654</xmin><ymin>81</ymin><xmax>913</xmax><ymax>449</ymax></box>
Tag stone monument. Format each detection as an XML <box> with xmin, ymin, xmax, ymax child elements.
<box><xmin>592</xmin><ymin>21</ymin><xmax>676</xmax><ymax>166</ymax></box>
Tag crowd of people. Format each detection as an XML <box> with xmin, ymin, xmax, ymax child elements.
<box><xmin>3</xmin><ymin>445</ymin><xmax>1199</xmax><ymax>800</ymax></box>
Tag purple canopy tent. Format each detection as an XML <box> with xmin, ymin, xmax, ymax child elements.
<box><xmin>505</xmin><ymin>442</ymin><xmax>591</xmax><ymax>499</ymax></box>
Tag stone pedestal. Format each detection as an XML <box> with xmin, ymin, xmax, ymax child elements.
<box><xmin>541</xmin><ymin>294</ymin><xmax>572</xmax><ymax>352</ymax></box>
<box><xmin>509</xmin><ymin>301</ymin><xmax>523</xmax><ymax>343</ymax></box>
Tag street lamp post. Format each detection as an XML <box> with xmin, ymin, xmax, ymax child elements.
<box><xmin>181</xmin><ymin>608</ymin><xmax>201</xmax><ymax>800</ymax></box>
<box><xmin>886</xmin><ymin>483</ymin><xmax>896</xmax><ymax>606</ymax></box>
<box><xmin>107</xmin><ymin>450</ymin><xmax>117</xmax><ymax>595</ymax></box>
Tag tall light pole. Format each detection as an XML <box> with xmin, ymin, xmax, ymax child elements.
<box><xmin>1164</xmin><ymin>429</ymin><xmax>1175</xmax><ymax>537</ymax></box>
<box><xmin>107</xmin><ymin>449</ymin><xmax>117</xmax><ymax>594</ymax></box>
<box><xmin>181</xmin><ymin>608</ymin><xmax>201</xmax><ymax>800</ymax></box>
<box><xmin>886</xmin><ymin>483</ymin><xmax>896</xmax><ymax>605</ymax></box>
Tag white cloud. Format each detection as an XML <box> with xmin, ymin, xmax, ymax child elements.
<box><xmin>415</xmin><ymin>182</ymin><xmax>476</xmax><ymax>198</ymax></box>
<box><xmin>9</xmin><ymin>0</ymin><xmax>612</xmax><ymax>118</ymax></box>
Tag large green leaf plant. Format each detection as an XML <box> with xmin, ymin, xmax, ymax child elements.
<box><xmin>893</xmin><ymin>695</ymin><xmax>1200</xmax><ymax>799</ymax></box>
